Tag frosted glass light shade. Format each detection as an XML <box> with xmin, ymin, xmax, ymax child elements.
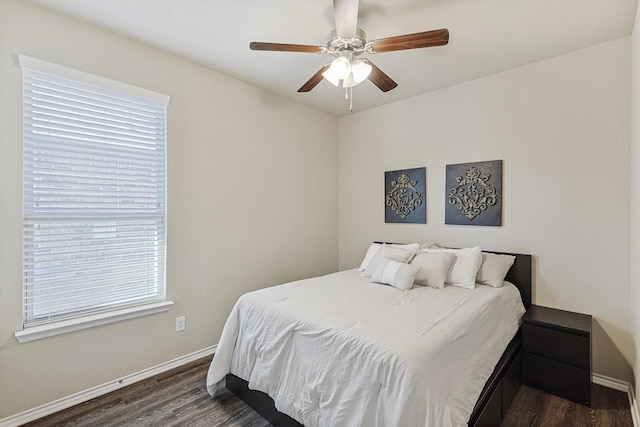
<box><xmin>351</xmin><ymin>60</ymin><xmax>372</xmax><ymax>84</ymax></box>
<box><xmin>322</xmin><ymin>57</ymin><xmax>351</xmax><ymax>86</ymax></box>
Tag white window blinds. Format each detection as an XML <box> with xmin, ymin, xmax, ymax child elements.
<box><xmin>20</xmin><ymin>55</ymin><xmax>170</xmax><ymax>327</ymax></box>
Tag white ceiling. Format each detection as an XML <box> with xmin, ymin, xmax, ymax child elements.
<box><xmin>31</xmin><ymin>0</ymin><xmax>638</xmax><ymax>117</ymax></box>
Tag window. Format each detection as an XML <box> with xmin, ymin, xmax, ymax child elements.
<box><xmin>18</xmin><ymin>55</ymin><xmax>170</xmax><ymax>337</ymax></box>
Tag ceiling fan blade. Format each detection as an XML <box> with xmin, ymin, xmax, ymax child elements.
<box><xmin>333</xmin><ymin>0</ymin><xmax>359</xmax><ymax>39</ymax></box>
<box><xmin>369</xmin><ymin>29</ymin><xmax>449</xmax><ymax>53</ymax></box>
<box><xmin>298</xmin><ymin>64</ymin><xmax>331</xmax><ymax>93</ymax></box>
<box><xmin>250</xmin><ymin>42</ymin><xmax>323</xmax><ymax>53</ymax></box>
<box><xmin>364</xmin><ymin>60</ymin><xmax>397</xmax><ymax>92</ymax></box>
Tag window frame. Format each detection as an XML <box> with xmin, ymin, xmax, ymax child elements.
<box><xmin>16</xmin><ymin>55</ymin><xmax>172</xmax><ymax>342</ymax></box>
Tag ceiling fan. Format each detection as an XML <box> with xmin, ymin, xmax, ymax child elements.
<box><xmin>249</xmin><ymin>0</ymin><xmax>449</xmax><ymax>109</ymax></box>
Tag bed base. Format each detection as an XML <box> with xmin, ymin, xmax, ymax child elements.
<box><xmin>226</xmin><ymin>374</ymin><xmax>303</xmax><ymax>427</ymax></box>
<box><xmin>226</xmin><ymin>250</ymin><xmax>532</xmax><ymax>427</ymax></box>
<box><xmin>468</xmin><ymin>333</ymin><xmax>522</xmax><ymax>426</ymax></box>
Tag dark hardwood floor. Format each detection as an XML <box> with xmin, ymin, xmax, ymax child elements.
<box><xmin>22</xmin><ymin>356</ymin><xmax>633</xmax><ymax>427</ymax></box>
<box><xmin>502</xmin><ymin>384</ymin><xmax>633</xmax><ymax>426</ymax></box>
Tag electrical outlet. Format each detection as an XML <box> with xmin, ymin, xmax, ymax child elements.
<box><xmin>175</xmin><ymin>316</ymin><xmax>186</xmax><ymax>332</ymax></box>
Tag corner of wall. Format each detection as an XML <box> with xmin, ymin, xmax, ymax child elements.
<box><xmin>630</xmin><ymin>0</ymin><xmax>640</xmax><ymax>419</ymax></box>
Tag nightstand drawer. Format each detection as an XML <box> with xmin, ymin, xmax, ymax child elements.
<box><xmin>522</xmin><ymin>323</ymin><xmax>589</xmax><ymax>369</ymax></box>
<box><xmin>523</xmin><ymin>353</ymin><xmax>591</xmax><ymax>406</ymax></box>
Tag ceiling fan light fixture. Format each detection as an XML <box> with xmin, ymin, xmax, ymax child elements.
<box><xmin>322</xmin><ymin>56</ymin><xmax>351</xmax><ymax>86</ymax></box>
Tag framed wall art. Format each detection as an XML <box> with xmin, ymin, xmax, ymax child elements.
<box><xmin>385</xmin><ymin>167</ymin><xmax>426</xmax><ymax>224</ymax></box>
<box><xmin>445</xmin><ymin>160</ymin><xmax>502</xmax><ymax>226</ymax></box>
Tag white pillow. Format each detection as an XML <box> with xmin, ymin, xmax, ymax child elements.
<box><xmin>362</xmin><ymin>245</ymin><xmax>415</xmax><ymax>278</ymax></box>
<box><xmin>477</xmin><ymin>252</ymin><xmax>515</xmax><ymax>288</ymax></box>
<box><xmin>410</xmin><ymin>251</ymin><xmax>456</xmax><ymax>289</ymax></box>
<box><xmin>358</xmin><ymin>242</ymin><xmax>419</xmax><ymax>272</ymax></box>
<box><xmin>423</xmin><ymin>246</ymin><xmax>482</xmax><ymax>289</ymax></box>
<box><xmin>358</xmin><ymin>243</ymin><xmax>382</xmax><ymax>271</ymax></box>
<box><xmin>370</xmin><ymin>259</ymin><xmax>421</xmax><ymax>291</ymax></box>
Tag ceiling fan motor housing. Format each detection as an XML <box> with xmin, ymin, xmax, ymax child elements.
<box><xmin>326</xmin><ymin>28</ymin><xmax>367</xmax><ymax>57</ymax></box>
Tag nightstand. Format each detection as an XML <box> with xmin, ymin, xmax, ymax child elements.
<box><xmin>522</xmin><ymin>305</ymin><xmax>592</xmax><ymax>406</ymax></box>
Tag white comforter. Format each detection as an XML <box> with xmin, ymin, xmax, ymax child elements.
<box><xmin>206</xmin><ymin>269</ymin><xmax>525</xmax><ymax>427</ymax></box>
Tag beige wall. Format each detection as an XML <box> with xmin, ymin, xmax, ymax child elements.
<box><xmin>631</xmin><ymin>0</ymin><xmax>640</xmax><ymax>413</ymax></box>
<box><xmin>0</xmin><ymin>0</ymin><xmax>338</xmax><ymax>419</ymax></box>
<box><xmin>338</xmin><ymin>38</ymin><xmax>633</xmax><ymax>381</ymax></box>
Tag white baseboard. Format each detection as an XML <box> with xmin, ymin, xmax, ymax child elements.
<box><xmin>593</xmin><ymin>372</ymin><xmax>631</xmax><ymax>392</ymax></box>
<box><xmin>593</xmin><ymin>373</ymin><xmax>639</xmax><ymax>427</ymax></box>
<box><xmin>629</xmin><ymin>383</ymin><xmax>640</xmax><ymax>427</ymax></box>
<box><xmin>0</xmin><ymin>345</ymin><xmax>216</xmax><ymax>427</ymax></box>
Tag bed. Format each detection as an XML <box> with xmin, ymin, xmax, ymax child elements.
<box><xmin>207</xmin><ymin>245</ymin><xmax>532</xmax><ymax>427</ymax></box>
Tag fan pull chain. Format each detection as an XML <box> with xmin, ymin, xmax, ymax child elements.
<box><xmin>349</xmin><ymin>87</ymin><xmax>353</xmax><ymax>112</ymax></box>
<box><xmin>343</xmin><ymin>87</ymin><xmax>354</xmax><ymax>112</ymax></box>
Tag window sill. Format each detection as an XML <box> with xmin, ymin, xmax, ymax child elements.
<box><xmin>14</xmin><ymin>301</ymin><xmax>174</xmax><ymax>343</ymax></box>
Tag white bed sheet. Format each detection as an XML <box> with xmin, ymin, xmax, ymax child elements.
<box><xmin>207</xmin><ymin>269</ymin><xmax>525</xmax><ymax>427</ymax></box>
